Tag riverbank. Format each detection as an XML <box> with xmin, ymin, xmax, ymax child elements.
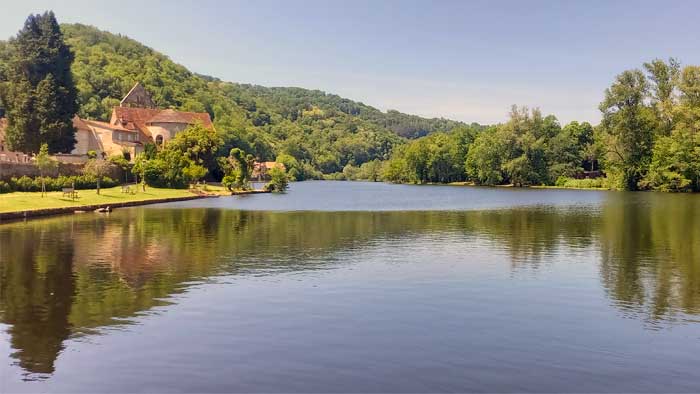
<box><xmin>0</xmin><ymin>187</ymin><xmax>215</xmax><ymax>222</ymax></box>
<box><xmin>446</xmin><ymin>181</ymin><xmax>611</xmax><ymax>191</ymax></box>
<box><xmin>231</xmin><ymin>189</ymin><xmax>271</xmax><ymax>195</ymax></box>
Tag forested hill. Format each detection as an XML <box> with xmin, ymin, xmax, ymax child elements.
<box><xmin>60</xmin><ymin>23</ymin><xmax>470</xmax><ymax>137</ymax></box>
<box><xmin>0</xmin><ymin>23</ymin><xmax>470</xmax><ymax>164</ymax></box>
<box><xmin>224</xmin><ymin>84</ymin><xmax>467</xmax><ymax>139</ymax></box>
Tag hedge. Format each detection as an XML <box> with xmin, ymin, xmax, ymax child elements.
<box><xmin>0</xmin><ymin>175</ymin><xmax>118</xmax><ymax>194</ymax></box>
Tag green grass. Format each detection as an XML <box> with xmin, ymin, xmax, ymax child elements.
<box><xmin>0</xmin><ymin>186</ymin><xmax>194</xmax><ymax>213</ymax></box>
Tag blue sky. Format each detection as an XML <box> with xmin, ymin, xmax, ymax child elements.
<box><xmin>2</xmin><ymin>0</ymin><xmax>699</xmax><ymax>124</ymax></box>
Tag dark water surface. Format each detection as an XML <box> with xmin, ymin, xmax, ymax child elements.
<box><xmin>1</xmin><ymin>181</ymin><xmax>699</xmax><ymax>392</ymax></box>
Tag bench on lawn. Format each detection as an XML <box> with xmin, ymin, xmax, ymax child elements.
<box><xmin>62</xmin><ymin>187</ymin><xmax>77</xmax><ymax>200</ymax></box>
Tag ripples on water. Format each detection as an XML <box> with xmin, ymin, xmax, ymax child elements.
<box><xmin>1</xmin><ymin>182</ymin><xmax>699</xmax><ymax>392</ymax></box>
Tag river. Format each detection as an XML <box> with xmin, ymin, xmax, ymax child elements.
<box><xmin>1</xmin><ymin>181</ymin><xmax>699</xmax><ymax>392</ymax></box>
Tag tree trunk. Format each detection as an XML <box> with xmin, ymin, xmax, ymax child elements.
<box><xmin>97</xmin><ymin>178</ymin><xmax>101</xmax><ymax>195</ymax></box>
<box><xmin>39</xmin><ymin>171</ymin><xmax>45</xmax><ymax>197</ymax></box>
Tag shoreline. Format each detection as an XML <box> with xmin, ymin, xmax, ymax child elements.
<box><xmin>0</xmin><ymin>194</ymin><xmax>215</xmax><ymax>223</ymax></box>
<box><xmin>231</xmin><ymin>189</ymin><xmax>271</xmax><ymax>195</ymax></box>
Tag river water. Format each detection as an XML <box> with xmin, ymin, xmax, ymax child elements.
<box><xmin>1</xmin><ymin>181</ymin><xmax>699</xmax><ymax>392</ymax></box>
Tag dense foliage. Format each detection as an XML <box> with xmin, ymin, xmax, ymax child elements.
<box><xmin>221</xmin><ymin>148</ymin><xmax>254</xmax><ymax>191</ymax></box>
<box><xmin>384</xmin><ymin>59</ymin><xmax>700</xmax><ymax>192</ymax></box>
<box><xmin>264</xmin><ymin>167</ymin><xmax>290</xmax><ymax>193</ymax></box>
<box><xmin>599</xmin><ymin>59</ymin><xmax>700</xmax><ymax>191</ymax></box>
<box><xmin>0</xmin><ymin>12</ymin><xmax>78</xmax><ymax>153</ymax></box>
<box><xmin>382</xmin><ymin>109</ymin><xmax>595</xmax><ymax>186</ymax></box>
<box><xmin>0</xmin><ymin>22</ymin><xmax>472</xmax><ymax>180</ymax></box>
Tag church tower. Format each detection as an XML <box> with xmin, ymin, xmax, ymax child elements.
<box><xmin>120</xmin><ymin>82</ymin><xmax>156</xmax><ymax>109</ymax></box>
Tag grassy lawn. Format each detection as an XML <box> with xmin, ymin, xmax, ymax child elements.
<box><xmin>0</xmin><ymin>186</ymin><xmax>194</xmax><ymax>213</ymax></box>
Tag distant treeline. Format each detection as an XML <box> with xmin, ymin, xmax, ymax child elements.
<box><xmin>362</xmin><ymin>58</ymin><xmax>700</xmax><ymax>192</ymax></box>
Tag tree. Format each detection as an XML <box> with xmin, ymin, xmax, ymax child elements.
<box><xmin>465</xmin><ymin>128</ymin><xmax>507</xmax><ymax>185</ymax></box>
<box><xmin>643</xmin><ymin>127</ymin><xmax>700</xmax><ymax>192</ymax></box>
<box><xmin>109</xmin><ymin>154</ymin><xmax>131</xmax><ymax>184</ymax></box>
<box><xmin>221</xmin><ymin>148</ymin><xmax>253</xmax><ymax>191</ymax></box>
<box><xmin>165</xmin><ymin>123</ymin><xmax>222</xmax><ymax>172</ymax></box>
<box><xmin>264</xmin><ymin>167</ymin><xmax>289</xmax><ymax>193</ymax></box>
<box><xmin>183</xmin><ymin>163</ymin><xmax>208</xmax><ymax>185</ymax></box>
<box><xmin>644</xmin><ymin>58</ymin><xmax>680</xmax><ymax>133</ymax></box>
<box><xmin>598</xmin><ymin>70</ymin><xmax>657</xmax><ymax>190</ymax></box>
<box><xmin>643</xmin><ymin>65</ymin><xmax>700</xmax><ymax>192</ymax></box>
<box><xmin>547</xmin><ymin>121</ymin><xmax>595</xmax><ymax>180</ymax></box>
<box><xmin>83</xmin><ymin>159</ymin><xmax>111</xmax><ymax>194</ymax></box>
<box><xmin>0</xmin><ymin>12</ymin><xmax>78</xmax><ymax>153</ymax></box>
<box><xmin>34</xmin><ymin>143</ymin><xmax>57</xmax><ymax>197</ymax></box>
<box><xmin>132</xmin><ymin>154</ymin><xmax>149</xmax><ymax>192</ymax></box>
<box><xmin>678</xmin><ymin>66</ymin><xmax>700</xmax><ymax>107</ymax></box>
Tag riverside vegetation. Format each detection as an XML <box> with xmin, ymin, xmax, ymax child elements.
<box><xmin>1</xmin><ymin>12</ymin><xmax>700</xmax><ymax>192</ymax></box>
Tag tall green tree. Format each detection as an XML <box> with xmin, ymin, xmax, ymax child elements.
<box><xmin>598</xmin><ymin>70</ymin><xmax>657</xmax><ymax>190</ymax></box>
<box><xmin>0</xmin><ymin>11</ymin><xmax>78</xmax><ymax>153</ymax></box>
<box><xmin>644</xmin><ymin>65</ymin><xmax>700</xmax><ymax>192</ymax></box>
<box><xmin>644</xmin><ymin>58</ymin><xmax>680</xmax><ymax>134</ymax></box>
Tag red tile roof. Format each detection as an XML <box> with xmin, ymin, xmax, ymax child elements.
<box><xmin>84</xmin><ymin>119</ymin><xmax>137</xmax><ymax>132</ymax></box>
<box><xmin>146</xmin><ymin>109</ymin><xmax>198</xmax><ymax>124</ymax></box>
<box><xmin>111</xmin><ymin>107</ymin><xmax>214</xmax><ymax>141</ymax></box>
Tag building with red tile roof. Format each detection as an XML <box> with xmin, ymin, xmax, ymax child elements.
<box><xmin>0</xmin><ymin>83</ymin><xmax>213</xmax><ymax>162</ymax></box>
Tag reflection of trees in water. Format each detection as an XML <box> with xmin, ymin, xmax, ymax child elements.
<box><xmin>1</xmin><ymin>198</ymin><xmax>699</xmax><ymax>376</ymax></box>
<box><xmin>0</xmin><ymin>223</ymin><xmax>75</xmax><ymax>377</ymax></box>
<box><xmin>455</xmin><ymin>208</ymin><xmax>599</xmax><ymax>270</ymax></box>
<box><xmin>599</xmin><ymin>193</ymin><xmax>700</xmax><ymax>322</ymax></box>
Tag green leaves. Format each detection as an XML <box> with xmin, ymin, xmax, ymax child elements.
<box><xmin>1</xmin><ymin>11</ymin><xmax>78</xmax><ymax>154</ymax></box>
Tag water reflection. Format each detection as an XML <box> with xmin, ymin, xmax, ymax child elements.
<box><xmin>599</xmin><ymin>193</ymin><xmax>700</xmax><ymax>322</ymax></box>
<box><xmin>1</xmin><ymin>192</ymin><xmax>699</xmax><ymax>379</ymax></box>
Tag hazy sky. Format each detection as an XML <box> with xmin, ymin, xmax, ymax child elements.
<box><xmin>1</xmin><ymin>0</ymin><xmax>699</xmax><ymax>124</ymax></box>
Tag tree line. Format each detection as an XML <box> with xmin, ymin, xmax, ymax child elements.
<box><xmin>380</xmin><ymin>107</ymin><xmax>597</xmax><ymax>186</ymax></box>
<box><xmin>380</xmin><ymin>58</ymin><xmax>700</xmax><ymax>192</ymax></box>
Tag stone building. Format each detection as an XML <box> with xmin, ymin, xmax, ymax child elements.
<box><xmin>0</xmin><ymin>82</ymin><xmax>214</xmax><ymax>163</ymax></box>
<box><xmin>75</xmin><ymin>83</ymin><xmax>214</xmax><ymax>160</ymax></box>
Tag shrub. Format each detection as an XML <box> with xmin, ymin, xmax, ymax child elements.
<box><xmin>12</xmin><ymin>176</ymin><xmax>38</xmax><ymax>192</ymax></box>
<box><xmin>0</xmin><ymin>181</ymin><xmax>11</xmax><ymax>194</ymax></box>
<box><xmin>555</xmin><ymin>176</ymin><xmax>611</xmax><ymax>189</ymax></box>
